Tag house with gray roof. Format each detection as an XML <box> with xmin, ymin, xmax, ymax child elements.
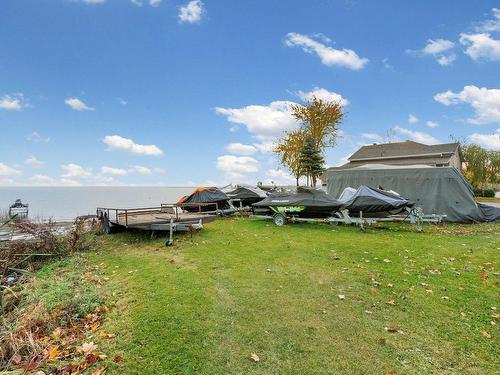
<box><xmin>334</xmin><ymin>140</ymin><xmax>463</xmax><ymax>170</ymax></box>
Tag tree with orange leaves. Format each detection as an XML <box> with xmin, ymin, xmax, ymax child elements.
<box><xmin>274</xmin><ymin>129</ymin><xmax>308</xmax><ymax>186</ymax></box>
<box><xmin>290</xmin><ymin>96</ymin><xmax>343</xmax><ymax>151</ymax></box>
<box><xmin>274</xmin><ymin>96</ymin><xmax>344</xmax><ymax>186</ymax></box>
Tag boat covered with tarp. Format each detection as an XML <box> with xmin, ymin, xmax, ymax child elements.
<box><xmin>252</xmin><ymin>186</ymin><xmax>343</xmax><ymax>218</ymax></box>
<box><xmin>226</xmin><ymin>185</ymin><xmax>267</xmax><ymax>207</ymax></box>
<box><xmin>177</xmin><ymin>187</ymin><xmax>233</xmax><ymax>213</ymax></box>
<box><xmin>324</xmin><ymin>164</ymin><xmax>500</xmax><ymax>222</ymax></box>
<box><xmin>338</xmin><ymin>185</ymin><xmax>414</xmax><ymax>216</ymax></box>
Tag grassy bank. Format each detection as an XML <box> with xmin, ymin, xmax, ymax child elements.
<box><xmin>8</xmin><ymin>218</ymin><xmax>499</xmax><ymax>374</ymax></box>
<box><xmin>89</xmin><ymin>218</ymin><xmax>498</xmax><ymax>374</ymax></box>
<box><xmin>476</xmin><ymin>197</ymin><xmax>500</xmax><ymax>204</ymax></box>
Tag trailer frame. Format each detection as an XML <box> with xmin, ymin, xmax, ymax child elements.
<box><xmin>252</xmin><ymin>206</ymin><xmax>446</xmax><ymax>231</ymax></box>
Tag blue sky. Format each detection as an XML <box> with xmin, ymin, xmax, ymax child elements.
<box><xmin>1</xmin><ymin>0</ymin><xmax>499</xmax><ymax>186</ymax></box>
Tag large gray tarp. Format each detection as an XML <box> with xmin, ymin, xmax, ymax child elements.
<box><xmin>325</xmin><ymin>165</ymin><xmax>500</xmax><ymax>223</ymax></box>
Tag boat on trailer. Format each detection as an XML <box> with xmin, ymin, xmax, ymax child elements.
<box><xmin>252</xmin><ymin>187</ymin><xmax>344</xmax><ymax>220</ymax></box>
<box><xmin>252</xmin><ymin>185</ymin><xmax>445</xmax><ymax>229</ymax></box>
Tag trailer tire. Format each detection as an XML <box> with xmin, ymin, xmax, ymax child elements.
<box><xmin>273</xmin><ymin>213</ymin><xmax>287</xmax><ymax>226</ymax></box>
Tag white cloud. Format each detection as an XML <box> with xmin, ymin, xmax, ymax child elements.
<box><xmin>29</xmin><ymin>174</ymin><xmax>57</xmax><ymax>186</ymax></box>
<box><xmin>27</xmin><ymin>132</ymin><xmax>50</xmax><ymax>143</ymax></box>
<box><xmin>297</xmin><ymin>87</ymin><xmax>349</xmax><ymax>106</ymax></box>
<box><xmin>99</xmin><ymin>165</ymin><xmax>159</xmax><ymax>176</ymax></box>
<box><xmin>61</xmin><ymin>163</ymin><xmax>92</xmax><ymax>179</ymax></box>
<box><xmin>426</xmin><ymin>121</ymin><xmax>439</xmax><ymax>129</ymax></box>
<box><xmin>394</xmin><ymin>126</ymin><xmax>439</xmax><ymax>145</ymax></box>
<box><xmin>474</xmin><ymin>8</ymin><xmax>500</xmax><ymax>33</ymax></box>
<box><xmin>117</xmin><ymin>97</ymin><xmax>127</xmax><ymax>105</ymax></box>
<box><xmin>101</xmin><ymin>166</ymin><xmax>128</xmax><ymax>176</ymax></box>
<box><xmin>59</xmin><ymin>178</ymin><xmax>82</xmax><ymax>186</ymax></box>
<box><xmin>25</xmin><ymin>156</ymin><xmax>44</xmax><ymax>169</ymax></box>
<box><xmin>361</xmin><ymin>133</ymin><xmax>384</xmax><ymax>143</ymax></box>
<box><xmin>179</xmin><ymin>0</ymin><xmax>204</xmax><ymax>23</ymax></box>
<box><xmin>65</xmin><ymin>97</ymin><xmax>95</xmax><ymax>111</ymax></box>
<box><xmin>131</xmin><ymin>0</ymin><xmax>162</xmax><ymax>6</ymax></box>
<box><xmin>469</xmin><ymin>128</ymin><xmax>500</xmax><ymax>151</ymax></box>
<box><xmin>434</xmin><ymin>85</ymin><xmax>500</xmax><ymax>125</ymax></box>
<box><xmin>253</xmin><ymin>141</ymin><xmax>275</xmax><ymax>154</ymax></box>
<box><xmin>0</xmin><ymin>94</ymin><xmax>24</xmax><ymax>111</ymax></box>
<box><xmin>436</xmin><ymin>54</ymin><xmax>457</xmax><ymax>66</ymax></box>
<box><xmin>0</xmin><ymin>178</ymin><xmax>15</xmax><ymax>186</ymax></box>
<box><xmin>0</xmin><ymin>162</ymin><xmax>21</xmax><ymax>176</ymax></box>
<box><xmin>217</xmin><ymin>88</ymin><xmax>348</xmax><ymax>141</ymax></box>
<box><xmin>285</xmin><ymin>32</ymin><xmax>368</xmax><ymax>70</ymax></box>
<box><xmin>266</xmin><ymin>169</ymin><xmax>296</xmax><ymax>185</ymax></box>
<box><xmin>216</xmin><ymin>155</ymin><xmax>260</xmax><ymax>180</ymax></box>
<box><xmin>459</xmin><ymin>33</ymin><xmax>500</xmax><ymax>61</ymax></box>
<box><xmin>422</xmin><ymin>39</ymin><xmax>455</xmax><ymax>55</ymax></box>
<box><xmin>408</xmin><ymin>114</ymin><xmax>419</xmax><ymax>124</ymax></box>
<box><xmin>131</xmin><ymin>165</ymin><xmax>153</xmax><ymax>174</ymax></box>
<box><xmin>225</xmin><ymin>143</ymin><xmax>257</xmax><ymax>156</ymax></box>
<box><xmin>411</xmin><ymin>39</ymin><xmax>456</xmax><ymax>66</ymax></box>
<box><xmin>102</xmin><ymin>135</ymin><xmax>164</xmax><ymax>156</ymax></box>
<box><xmin>216</xmin><ymin>101</ymin><xmax>297</xmax><ymax>140</ymax></box>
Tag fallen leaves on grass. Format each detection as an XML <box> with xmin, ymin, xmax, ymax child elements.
<box><xmin>250</xmin><ymin>353</ymin><xmax>260</xmax><ymax>362</ymax></box>
<box><xmin>338</xmin><ymin>294</ymin><xmax>345</xmax><ymax>300</ymax></box>
<box><xmin>480</xmin><ymin>330</ymin><xmax>492</xmax><ymax>339</ymax></box>
<box><xmin>384</xmin><ymin>327</ymin><xmax>404</xmax><ymax>334</ymax></box>
<box><xmin>113</xmin><ymin>354</ymin><xmax>123</xmax><ymax>363</ymax></box>
<box><xmin>79</xmin><ymin>342</ymin><xmax>98</xmax><ymax>355</ymax></box>
<box><xmin>386</xmin><ymin>300</ymin><xmax>396</xmax><ymax>306</ymax></box>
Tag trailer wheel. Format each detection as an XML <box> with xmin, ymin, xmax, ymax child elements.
<box><xmin>273</xmin><ymin>213</ymin><xmax>287</xmax><ymax>226</ymax></box>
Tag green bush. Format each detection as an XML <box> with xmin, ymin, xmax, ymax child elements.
<box><xmin>473</xmin><ymin>188</ymin><xmax>495</xmax><ymax>198</ymax></box>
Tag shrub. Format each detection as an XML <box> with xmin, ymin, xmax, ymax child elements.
<box><xmin>473</xmin><ymin>188</ymin><xmax>496</xmax><ymax>198</ymax></box>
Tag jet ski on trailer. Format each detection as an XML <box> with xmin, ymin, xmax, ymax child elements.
<box><xmin>339</xmin><ymin>185</ymin><xmax>414</xmax><ymax>216</ymax></box>
<box><xmin>252</xmin><ymin>185</ymin><xmax>441</xmax><ymax>228</ymax></box>
<box><xmin>252</xmin><ymin>187</ymin><xmax>344</xmax><ymax>224</ymax></box>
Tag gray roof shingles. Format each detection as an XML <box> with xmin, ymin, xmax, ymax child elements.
<box><xmin>349</xmin><ymin>140</ymin><xmax>459</xmax><ymax>161</ymax></box>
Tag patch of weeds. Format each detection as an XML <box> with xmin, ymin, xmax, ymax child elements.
<box><xmin>26</xmin><ymin>257</ymin><xmax>105</xmax><ymax>319</ymax></box>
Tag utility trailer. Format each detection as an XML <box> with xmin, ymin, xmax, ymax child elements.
<box><xmin>253</xmin><ymin>207</ymin><xmax>446</xmax><ymax>231</ymax></box>
<box><xmin>96</xmin><ymin>204</ymin><xmax>217</xmax><ymax>246</ymax></box>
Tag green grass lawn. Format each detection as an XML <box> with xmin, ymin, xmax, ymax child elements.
<box><xmin>64</xmin><ymin>219</ymin><xmax>498</xmax><ymax>374</ymax></box>
<box><xmin>476</xmin><ymin>197</ymin><xmax>500</xmax><ymax>204</ymax></box>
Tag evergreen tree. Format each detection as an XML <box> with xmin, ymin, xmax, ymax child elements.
<box><xmin>300</xmin><ymin>136</ymin><xmax>325</xmax><ymax>186</ymax></box>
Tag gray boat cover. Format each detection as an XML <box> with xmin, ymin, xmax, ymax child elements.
<box><xmin>325</xmin><ymin>165</ymin><xmax>500</xmax><ymax>223</ymax></box>
<box><xmin>340</xmin><ymin>185</ymin><xmax>414</xmax><ymax>213</ymax></box>
<box><xmin>226</xmin><ymin>185</ymin><xmax>267</xmax><ymax>200</ymax></box>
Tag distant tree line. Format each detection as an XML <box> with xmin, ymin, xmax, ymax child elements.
<box><xmin>461</xmin><ymin>142</ymin><xmax>499</xmax><ymax>190</ymax></box>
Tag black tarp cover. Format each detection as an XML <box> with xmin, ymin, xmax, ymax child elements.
<box><xmin>226</xmin><ymin>186</ymin><xmax>267</xmax><ymax>200</ymax></box>
<box><xmin>340</xmin><ymin>185</ymin><xmax>414</xmax><ymax>213</ymax></box>
<box><xmin>177</xmin><ymin>187</ymin><xmax>230</xmax><ymax>209</ymax></box>
<box><xmin>252</xmin><ymin>186</ymin><xmax>343</xmax><ymax>216</ymax></box>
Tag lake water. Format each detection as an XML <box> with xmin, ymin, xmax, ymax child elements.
<box><xmin>0</xmin><ymin>187</ymin><xmax>195</xmax><ymax>221</ymax></box>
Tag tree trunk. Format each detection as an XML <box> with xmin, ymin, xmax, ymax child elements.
<box><xmin>296</xmin><ymin>175</ymin><xmax>299</xmax><ymax>186</ymax></box>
